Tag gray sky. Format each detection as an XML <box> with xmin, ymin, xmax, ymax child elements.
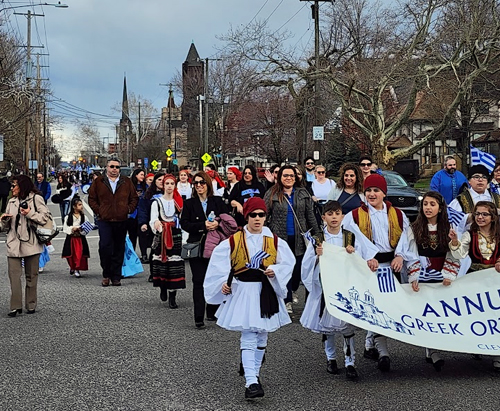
<box><xmin>3</xmin><ymin>0</ymin><xmax>316</xmax><ymax>160</ymax></box>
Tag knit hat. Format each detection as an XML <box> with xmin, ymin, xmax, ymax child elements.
<box><xmin>146</xmin><ymin>173</ymin><xmax>155</xmax><ymax>179</ymax></box>
<box><xmin>468</xmin><ymin>164</ymin><xmax>490</xmax><ymax>181</ymax></box>
<box><xmin>243</xmin><ymin>197</ymin><xmax>267</xmax><ymax>220</ymax></box>
<box><xmin>364</xmin><ymin>173</ymin><xmax>387</xmax><ymax>194</ymax></box>
<box><xmin>228</xmin><ymin>166</ymin><xmax>242</xmax><ymax>181</ymax></box>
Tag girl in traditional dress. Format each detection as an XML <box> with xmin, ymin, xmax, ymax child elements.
<box><xmin>204</xmin><ymin>197</ymin><xmax>295</xmax><ymax>399</ymax></box>
<box><xmin>449</xmin><ymin>200</ymin><xmax>500</xmax><ymax>373</ymax></box>
<box><xmin>408</xmin><ymin>191</ymin><xmax>462</xmax><ymax>371</ymax></box>
<box><xmin>301</xmin><ymin>201</ymin><xmax>379</xmax><ymax>380</ymax></box>
<box><xmin>62</xmin><ymin>196</ymin><xmax>90</xmax><ymax>278</ymax></box>
<box><xmin>150</xmin><ymin>174</ymin><xmax>185</xmax><ymax>307</ymax></box>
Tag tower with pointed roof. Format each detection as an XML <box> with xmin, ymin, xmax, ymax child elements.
<box><xmin>118</xmin><ymin>75</ymin><xmax>133</xmax><ymax>162</ymax></box>
<box><xmin>182</xmin><ymin>42</ymin><xmax>205</xmax><ymax>161</ymax></box>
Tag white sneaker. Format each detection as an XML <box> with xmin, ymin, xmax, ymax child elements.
<box><xmin>38</xmin><ymin>267</ymin><xmax>44</xmax><ymax>273</ymax></box>
<box><xmin>286</xmin><ymin>302</ymin><xmax>293</xmax><ymax>314</ymax></box>
<box><xmin>74</xmin><ymin>271</ymin><xmax>81</xmax><ymax>278</ymax></box>
<box><xmin>292</xmin><ymin>292</ymin><xmax>299</xmax><ymax>304</ymax></box>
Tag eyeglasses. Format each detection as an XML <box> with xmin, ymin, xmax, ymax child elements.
<box><xmin>316</xmin><ymin>171</ymin><xmax>326</xmax><ymax>174</ymax></box>
<box><xmin>282</xmin><ymin>174</ymin><xmax>295</xmax><ymax>178</ymax></box>
<box><xmin>305</xmin><ymin>162</ymin><xmax>314</xmax><ymax>165</ymax></box>
<box><xmin>193</xmin><ymin>180</ymin><xmax>207</xmax><ymax>186</ymax></box>
<box><xmin>471</xmin><ymin>174</ymin><xmax>487</xmax><ymax>180</ymax></box>
<box><xmin>11</xmin><ymin>184</ymin><xmax>18</xmax><ymax>189</ymax></box>
<box><xmin>474</xmin><ymin>212</ymin><xmax>492</xmax><ymax>217</ymax></box>
<box><xmin>360</xmin><ymin>162</ymin><xmax>372</xmax><ymax>167</ymax></box>
<box><xmin>248</xmin><ymin>212</ymin><xmax>266</xmax><ymax>218</ymax></box>
<box><xmin>108</xmin><ymin>165</ymin><xmax>121</xmax><ymax>169</ymax></box>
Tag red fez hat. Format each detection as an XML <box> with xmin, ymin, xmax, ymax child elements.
<box><xmin>363</xmin><ymin>173</ymin><xmax>387</xmax><ymax>194</ymax></box>
<box><xmin>243</xmin><ymin>197</ymin><xmax>267</xmax><ymax>220</ymax></box>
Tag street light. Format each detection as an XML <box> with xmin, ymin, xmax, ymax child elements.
<box><xmin>0</xmin><ymin>3</ymin><xmax>68</xmax><ymax>13</ymax></box>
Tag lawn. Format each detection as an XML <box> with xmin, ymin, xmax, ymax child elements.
<box><xmin>414</xmin><ymin>178</ymin><xmax>431</xmax><ymax>191</ymax></box>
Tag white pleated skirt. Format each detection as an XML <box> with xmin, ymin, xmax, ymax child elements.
<box><xmin>216</xmin><ymin>282</ymin><xmax>291</xmax><ymax>332</ymax></box>
<box><xmin>300</xmin><ymin>291</ymin><xmax>348</xmax><ymax>334</ymax></box>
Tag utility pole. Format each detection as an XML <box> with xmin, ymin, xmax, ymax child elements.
<box><xmin>169</xmin><ymin>83</ymin><xmax>176</xmax><ymax>161</ymax></box>
<box><xmin>202</xmin><ymin>58</ymin><xmax>222</xmax><ymax>162</ymax></box>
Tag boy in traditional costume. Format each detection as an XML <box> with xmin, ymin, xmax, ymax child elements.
<box><xmin>301</xmin><ymin>201</ymin><xmax>379</xmax><ymax>380</ymax></box>
<box><xmin>204</xmin><ymin>197</ymin><xmax>295</xmax><ymax>399</ymax></box>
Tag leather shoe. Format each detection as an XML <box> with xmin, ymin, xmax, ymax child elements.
<box><xmin>8</xmin><ymin>309</ymin><xmax>21</xmax><ymax>317</ymax></box>
<box><xmin>326</xmin><ymin>360</ymin><xmax>339</xmax><ymax>375</ymax></box>
<box><xmin>195</xmin><ymin>321</ymin><xmax>205</xmax><ymax>329</ymax></box>
<box><xmin>111</xmin><ymin>280</ymin><xmax>121</xmax><ymax>286</ymax></box>
<box><xmin>160</xmin><ymin>289</ymin><xmax>168</xmax><ymax>302</ymax></box>
<box><xmin>378</xmin><ymin>356</ymin><xmax>391</xmax><ymax>372</ymax></box>
<box><xmin>206</xmin><ymin>316</ymin><xmax>217</xmax><ymax>321</ymax></box>
<box><xmin>141</xmin><ymin>256</ymin><xmax>149</xmax><ymax>264</ymax></box>
<box><xmin>245</xmin><ymin>383</ymin><xmax>264</xmax><ymax>399</ymax></box>
<box><xmin>102</xmin><ymin>278</ymin><xmax>110</xmax><ymax>287</ymax></box>
<box><xmin>364</xmin><ymin>348</ymin><xmax>379</xmax><ymax>361</ymax></box>
<box><xmin>26</xmin><ymin>309</ymin><xmax>36</xmax><ymax>315</ymax></box>
<box><xmin>168</xmin><ymin>292</ymin><xmax>178</xmax><ymax>309</ymax></box>
<box><xmin>148</xmin><ymin>274</ymin><xmax>153</xmax><ymax>283</ymax></box>
<box><xmin>345</xmin><ymin>365</ymin><xmax>358</xmax><ymax>381</ymax></box>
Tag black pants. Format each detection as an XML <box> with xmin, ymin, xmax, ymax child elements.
<box><xmin>285</xmin><ymin>235</ymin><xmax>304</xmax><ymax>303</ymax></box>
<box><xmin>189</xmin><ymin>257</ymin><xmax>219</xmax><ymax>322</ymax></box>
<box><xmin>97</xmin><ymin>220</ymin><xmax>128</xmax><ymax>281</ymax></box>
<box><xmin>0</xmin><ymin>195</ymin><xmax>8</xmax><ymax>213</ymax></box>
<box><xmin>138</xmin><ymin>226</ymin><xmax>153</xmax><ymax>258</ymax></box>
<box><xmin>127</xmin><ymin>218</ymin><xmax>138</xmax><ymax>251</ymax></box>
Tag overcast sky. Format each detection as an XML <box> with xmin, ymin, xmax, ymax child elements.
<box><xmin>3</xmin><ymin>0</ymin><xmax>316</xmax><ymax>160</ymax></box>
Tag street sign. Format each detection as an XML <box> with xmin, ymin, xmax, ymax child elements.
<box><xmin>151</xmin><ymin>160</ymin><xmax>158</xmax><ymax>170</ymax></box>
<box><xmin>130</xmin><ymin>162</ymin><xmax>135</xmax><ymax>167</ymax></box>
<box><xmin>313</xmin><ymin>151</ymin><xmax>320</xmax><ymax>160</ymax></box>
<box><xmin>313</xmin><ymin>126</ymin><xmax>324</xmax><ymax>141</ymax></box>
<box><xmin>29</xmin><ymin>160</ymin><xmax>38</xmax><ymax>169</ymax></box>
<box><xmin>144</xmin><ymin>157</ymin><xmax>149</xmax><ymax>168</ymax></box>
<box><xmin>201</xmin><ymin>153</ymin><xmax>212</xmax><ymax>163</ymax></box>
<box><xmin>173</xmin><ymin>159</ymin><xmax>178</xmax><ymax>165</ymax></box>
<box><xmin>0</xmin><ymin>135</ymin><xmax>3</xmax><ymax>161</ymax></box>
<box><xmin>166</xmin><ymin>148</ymin><xmax>173</xmax><ymax>157</ymax></box>
<box><xmin>138</xmin><ymin>158</ymin><xmax>142</xmax><ymax>164</ymax></box>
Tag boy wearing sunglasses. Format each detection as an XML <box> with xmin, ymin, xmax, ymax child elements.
<box><xmin>204</xmin><ymin>197</ymin><xmax>295</xmax><ymax>399</ymax></box>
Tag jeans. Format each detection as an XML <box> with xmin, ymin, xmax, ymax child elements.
<box><xmin>97</xmin><ymin>220</ymin><xmax>128</xmax><ymax>281</ymax></box>
<box><xmin>59</xmin><ymin>200</ymin><xmax>70</xmax><ymax>223</ymax></box>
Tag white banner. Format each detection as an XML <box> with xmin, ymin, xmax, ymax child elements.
<box><xmin>320</xmin><ymin>243</ymin><xmax>500</xmax><ymax>355</ymax></box>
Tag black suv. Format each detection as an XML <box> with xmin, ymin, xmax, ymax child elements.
<box><xmin>381</xmin><ymin>170</ymin><xmax>423</xmax><ymax>221</ymax></box>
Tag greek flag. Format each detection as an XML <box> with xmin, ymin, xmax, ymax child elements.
<box><xmin>377</xmin><ymin>267</ymin><xmax>396</xmax><ymax>293</ymax></box>
<box><xmin>447</xmin><ymin>207</ymin><xmax>466</xmax><ymax>227</ymax></box>
<box><xmin>303</xmin><ymin>229</ymin><xmax>316</xmax><ymax>246</ymax></box>
<box><xmin>470</xmin><ymin>145</ymin><xmax>496</xmax><ymax>173</ymax></box>
<box><xmin>419</xmin><ymin>268</ymin><xmax>443</xmax><ymax>282</ymax></box>
<box><xmin>80</xmin><ymin>221</ymin><xmax>95</xmax><ymax>234</ymax></box>
<box><xmin>245</xmin><ymin>250</ymin><xmax>270</xmax><ymax>270</ymax></box>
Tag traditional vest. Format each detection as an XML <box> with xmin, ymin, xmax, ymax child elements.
<box><xmin>468</xmin><ymin>231</ymin><xmax>500</xmax><ymax>269</ymax></box>
<box><xmin>229</xmin><ymin>230</ymin><xmax>278</xmax><ymax>276</ymax></box>
<box><xmin>456</xmin><ymin>189</ymin><xmax>500</xmax><ymax>213</ymax></box>
<box><xmin>342</xmin><ymin>229</ymin><xmax>355</xmax><ymax>248</ymax></box>
<box><xmin>352</xmin><ymin>202</ymin><xmax>403</xmax><ymax>249</ymax></box>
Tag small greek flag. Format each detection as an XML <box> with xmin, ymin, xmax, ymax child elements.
<box><xmin>303</xmin><ymin>229</ymin><xmax>316</xmax><ymax>246</ymax></box>
<box><xmin>447</xmin><ymin>207</ymin><xmax>466</xmax><ymax>227</ymax></box>
<box><xmin>470</xmin><ymin>145</ymin><xmax>496</xmax><ymax>173</ymax></box>
<box><xmin>80</xmin><ymin>221</ymin><xmax>95</xmax><ymax>234</ymax></box>
<box><xmin>245</xmin><ymin>250</ymin><xmax>270</xmax><ymax>270</ymax></box>
<box><xmin>419</xmin><ymin>268</ymin><xmax>443</xmax><ymax>282</ymax></box>
<box><xmin>377</xmin><ymin>267</ymin><xmax>396</xmax><ymax>293</ymax></box>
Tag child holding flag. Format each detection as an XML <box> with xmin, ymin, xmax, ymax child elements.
<box><xmin>204</xmin><ymin>197</ymin><xmax>295</xmax><ymax>399</ymax></box>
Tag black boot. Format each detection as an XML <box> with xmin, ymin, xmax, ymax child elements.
<box><xmin>160</xmin><ymin>288</ymin><xmax>168</xmax><ymax>302</ymax></box>
<box><xmin>168</xmin><ymin>291</ymin><xmax>178</xmax><ymax>309</ymax></box>
<box><xmin>326</xmin><ymin>360</ymin><xmax>339</xmax><ymax>375</ymax></box>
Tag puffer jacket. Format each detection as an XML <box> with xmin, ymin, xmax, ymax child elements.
<box><xmin>0</xmin><ymin>193</ymin><xmax>49</xmax><ymax>258</ymax></box>
<box><xmin>203</xmin><ymin>213</ymin><xmax>238</xmax><ymax>259</ymax></box>
<box><xmin>264</xmin><ymin>187</ymin><xmax>319</xmax><ymax>256</ymax></box>
<box><xmin>88</xmin><ymin>175</ymin><xmax>139</xmax><ymax>222</ymax></box>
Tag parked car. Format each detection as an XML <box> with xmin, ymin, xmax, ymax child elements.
<box><xmin>381</xmin><ymin>170</ymin><xmax>424</xmax><ymax>221</ymax></box>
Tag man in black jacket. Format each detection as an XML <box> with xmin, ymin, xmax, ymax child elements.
<box><xmin>0</xmin><ymin>172</ymin><xmax>11</xmax><ymax>213</ymax></box>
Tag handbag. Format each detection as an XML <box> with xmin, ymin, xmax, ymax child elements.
<box><xmin>30</xmin><ymin>195</ymin><xmax>60</xmax><ymax>245</ymax></box>
<box><xmin>181</xmin><ymin>241</ymin><xmax>202</xmax><ymax>259</ymax></box>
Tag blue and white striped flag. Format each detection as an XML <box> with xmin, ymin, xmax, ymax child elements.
<box><xmin>377</xmin><ymin>267</ymin><xmax>396</xmax><ymax>293</ymax></box>
<box><xmin>80</xmin><ymin>221</ymin><xmax>95</xmax><ymax>234</ymax></box>
<box><xmin>246</xmin><ymin>250</ymin><xmax>270</xmax><ymax>270</ymax></box>
<box><xmin>470</xmin><ymin>145</ymin><xmax>496</xmax><ymax>173</ymax></box>
<box><xmin>419</xmin><ymin>267</ymin><xmax>443</xmax><ymax>282</ymax></box>
<box><xmin>302</xmin><ymin>229</ymin><xmax>316</xmax><ymax>246</ymax></box>
<box><xmin>447</xmin><ymin>207</ymin><xmax>466</xmax><ymax>227</ymax></box>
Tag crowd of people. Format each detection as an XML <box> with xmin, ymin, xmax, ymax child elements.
<box><xmin>2</xmin><ymin>154</ymin><xmax>500</xmax><ymax>400</ymax></box>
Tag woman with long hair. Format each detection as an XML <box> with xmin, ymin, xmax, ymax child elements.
<box><xmin>328</xmin><ymin>163</ymin><xmax>365</xmax><ymax>214</ymax></box>
<box><xmin>264</xmin><ymin>165</ymin><xmax>319</xmax><ymax>313</ymax></box>
<box><xmin>56</xmin><ymin>173</ymin><xmax>73</xmax><ymax>222</ymax></box>
<box><xmin>127</xmin><ymin>169</ymin><xmax>147</xmax><ymax>251</ymax></box>
<box><xmin>150</xmin><ymin>174</ymin><xmax>185</xmax><ymax>308</ymax></box>
<box><xmin>222</xmin><ymin>166</ymin><xmax>241</xmax><ymax>210</ymax></box>
<box><xmin>408</xmin><ymin>191</ymin><xmax>462</xmax><ymax>371</ymax></box>
<box><xmin>0</xmin><ymin>175</ymin><xmax>50</xmax><ymax>317</ymax></box>
<box><xmin>177</xmin><ymin>169</ymin><xmax>192</xmax><ymax>201</ymax></box>
<box><xmin>180</xmin><ymin>171</ymin><xmax>228</xmax><ymax>328</ymax></box>
<box><xmin>138</xmin><ymin>172</ymin><xmax>165</xmax><ymax>273</ymax></box>
<box><xmin>229</xmin><ymin>165</ymin><xmax>266</xmax><ymax>227</ymax></box>
<box><xmin>490</xmin><ymin>161</ymin><xmax>500</xmax><ymax>195</ymax></box>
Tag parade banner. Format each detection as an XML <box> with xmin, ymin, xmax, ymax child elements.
<box><xmin>320</xmin><ymin>243</ymin><xmax>500</xmax><ymax>355</ymax></box>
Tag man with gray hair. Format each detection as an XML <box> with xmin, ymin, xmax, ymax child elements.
<box><xmin>430</xmin><ymin>156</ymin><xmax>468</xmax><ymax>204</ymax></box>
<box><xmin>88</xmin><ymin>158</ymin><xmax>138</xmax><ymax>287</ymax></box>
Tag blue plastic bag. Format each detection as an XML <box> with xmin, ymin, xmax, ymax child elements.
<box><xmin>39</xmin><ymin>245</ymin><xmax>50</xmax><ymax>269</ymax></box>
<box><xmin>122</xmin><ymin>236</ymin><xmax>144</xmax><ymax>277</ymax></box>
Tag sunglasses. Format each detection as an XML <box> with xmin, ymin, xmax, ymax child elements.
<box><xmin>244</xmin><ymin>172</ymin><xmax>252</xmax><ymax>175</ymax></box>
<box><xmin>11</xmin><ymin>184</ymin><xmax>18</xmax><ymax>189</ymax></box>
<box><xmin>282</xmin><ymin>174</ymin><xmax>295</xmax><ymax>178</ymax></box>
<box><xmin>193</xmin><ymin>180</ymin><xmax>207</xmax><ymax>186</ymax></box>
<box><xmin>108</xmin><ymin>165</ymin><xmax>121</xmax><ymax>169</ymax></box>
<box><xmin>474</xmin><ymin>212</ymin><xmax>492</xmax><ymax>217</ymax></box>
<box><xmin>360</xmin><ymin>162</ymin><xmax>372</xmax><ymax>167</ymax></box>
<box><xmin>316</xmin><ymin>171</ymin><xmax>325</xmax><ymax>174</ymax></box>
<box><xmin>305</xmin><ymin>162</ymin><xmax>314</xmax><ymax>165</ymax></box>
<box><xmin>248</xmin><ymin>212</ymin><xmax>266</xmax><ymax>218</ymax></box>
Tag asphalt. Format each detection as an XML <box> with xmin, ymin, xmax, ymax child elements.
<box><xmin>0</xmin><ymin>193</ymin><xmax>499</xmax><ymax>411</ymax></box>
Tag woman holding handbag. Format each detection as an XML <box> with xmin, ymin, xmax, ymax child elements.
<box><xmin>264</xmin><ymin>165</ymin><xmax>319</xmax><ymax>313</ymax></box>
<box><xmin>0</xmin><ymin>175</ymin><xmax>50</xmax><ymax>317</ymax></box>
<box><xmin>180</xmin><ymin>171</ymin><xmax>228</xmax><ymax>328</ymax></box>
<box><xmin>150</xmin><ymin>174</ymin><xmax>185</xmax><ymax>308</ymax></box>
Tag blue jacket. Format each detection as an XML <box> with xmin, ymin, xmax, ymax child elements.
<box><xmin>430</xmin><ymin>169</ymin><xmax>469</xmax><ymax>204</ymax></box>
<box><xmin>35</xmin><ymin>180</ymin><xmax>52</xmax><ymax>203</ymax></box>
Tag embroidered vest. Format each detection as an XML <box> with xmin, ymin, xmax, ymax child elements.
<box><xmin>352</xmin><ymin>202</ymin><xmax>403</xmax><ymax>249</ymax></box>
<box><xmin>468</xmin><ymin>231</ymin><xmax>500</xmax><ymax>266</ymax></box>
<box><xmin>229</xmin><ymin>231</ymin><xmax>278</xmax><ymax>275</ymax></box>
<box><xmin>342</xmin><ymin>229</ymin><xmax>355</xmax><ymax>248</ymax></box>
<box><xmin>457</xmin><ymin>189</ymin><xmax>500</xmax><ymax>213</ymax></box>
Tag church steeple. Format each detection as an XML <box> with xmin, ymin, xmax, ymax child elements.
<box><xmin>121</xmin><ymin>75</ymin><xmax>130</xmax><ymax>121</ymax></box>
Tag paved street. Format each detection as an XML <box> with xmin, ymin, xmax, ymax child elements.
<box><xmin>0</xmin><ymin>197</ymin><xmax>499</xmax><ymax>411</ymax></box>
